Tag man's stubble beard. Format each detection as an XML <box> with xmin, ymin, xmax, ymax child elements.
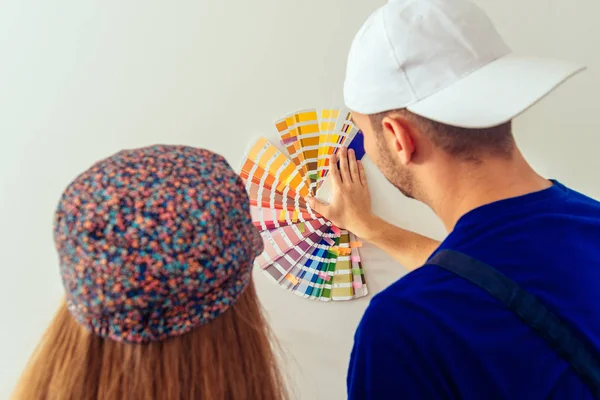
<box><xmin>375</xmin><ymin>132</ymin><xmax>417</xmax><ymax>200</ymax></box>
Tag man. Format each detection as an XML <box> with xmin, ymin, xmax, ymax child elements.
<box><xmin>306</xmin><ymin>0</ymin><xmax>600</xmax><ymax>398</ymax></box>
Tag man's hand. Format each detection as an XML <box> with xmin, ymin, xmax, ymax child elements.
<box><xmin>306</xmin><ymin>148</ymin><xmax>376</xmax><ymax>238</ymax></box>
<box><xmin>307</xmin><ymin>147</ymin><xmax>441</xmax><ymax>271</ymax></box>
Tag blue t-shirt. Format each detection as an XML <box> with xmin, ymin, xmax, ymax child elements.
<box><xmin>348</xmin><ymin>181</ymin><xmax>600</xmax><ymax>399</ymax></box>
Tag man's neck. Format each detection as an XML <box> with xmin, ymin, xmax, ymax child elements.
<box><xmin>425</xmin><ymin>150</ymin><xmax>552</xmax><ymax>232</ymax></box>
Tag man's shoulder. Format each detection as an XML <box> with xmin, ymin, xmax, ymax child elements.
<box><xmin>351</xmin><ymin>263</ymin><xmax>492</xmax><ymax>385</ymax></box>
<box><xmin>348</xmin><ymin>269</ymin><xmax>471</xmax><ymax>399</ymax></box>
<box><xmin>360</xmin><ymin>264</ymin><xmax>480</xmax><ymax>333</ymax></box>
<box><xmin>371</xmin><ymin>263</ymin><xmax>472</xmax><ymax>306</ymax></box>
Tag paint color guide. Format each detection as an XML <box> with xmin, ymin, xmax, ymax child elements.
<box><xmin>349</xmin><ymin>232</ymin><xmax>368</xmax><ymax>298</ymax></box>
<box><xmin>318</xmin><ymin>109</ymin><xmax>356</xmax><ymax>179</ymax></box>
<box><xmin>254</xmin><ymin>219</ymin><xmax>326</xmax><ymax>269</ymax></box>
<box><xmin>241</xmin><ymin>108</ymin><xmax>368</xmax><ymax>302</ymax></box>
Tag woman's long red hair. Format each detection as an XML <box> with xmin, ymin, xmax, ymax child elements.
<box><xmin>12</xmin><ymin>279</ymin><xmax>287</xmax><ymax>400</ymax></box>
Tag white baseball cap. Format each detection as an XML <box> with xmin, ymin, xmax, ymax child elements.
<box><xmin>344</xmin><ymin>0</ymin><xmax>586</xmax><ymax>129</ymax></box>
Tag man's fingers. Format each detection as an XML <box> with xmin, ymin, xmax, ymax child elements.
<box><xmin>348</xmin><ymin>149</ymin><xmax>359</xmax><ymax>183</ymax></box>
<box><xmin>306</xmin><ymin>196</ymin><xmax>329</xmax><ymax>217</ymax></box>
<box><xmin>358</xmin><ymin>160</ymin><xmax>368</xmax><ymax>187</ymax></box>
<box><xmin>329</xmin><ymin>153</ymin><xmax>341</xmax><ymax>186</ymax></box>
<box><xmin>338</xmin><ymin>147</ymin><xmax>352</xmax><ymax>183</ymax></box>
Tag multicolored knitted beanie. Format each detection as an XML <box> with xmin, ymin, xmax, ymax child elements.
<box><xmin>54</xmin><ymin>145</ymin><xmax>263</xmax><ymax>343</ymax></box>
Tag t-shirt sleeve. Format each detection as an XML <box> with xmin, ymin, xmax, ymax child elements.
<box><xmin>347</xmin><ymin>296</ymin><xmax>445</xmax><ymax>399</ymax></box>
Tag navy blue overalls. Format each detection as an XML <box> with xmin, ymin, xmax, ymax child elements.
<box><xmin>428</xmin><ymin>250</ymin><xmax>600</xmax><ymax>398</ymax></box>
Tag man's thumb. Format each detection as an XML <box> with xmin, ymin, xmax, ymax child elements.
<box><xmin>305</xmin><ymin>196</ymin><xmax>328</xmax><ymax>217</ymax></box>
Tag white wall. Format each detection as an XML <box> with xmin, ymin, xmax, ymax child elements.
<box><xmin>1</xmin><ymin>0</ymin><xmax>598</xmax><ymax>399</ymax></box>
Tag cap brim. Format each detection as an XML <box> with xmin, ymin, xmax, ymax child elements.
<box><xmin>407</xmin><ymin>53</ymin><xmax>586</xmax><ymax>129</ymax></box>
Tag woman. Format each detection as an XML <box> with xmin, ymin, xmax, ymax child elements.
<box><xmin>13</xmin><ymin>145</ymin><xmax>287</xmax><ymax>400</ymax></box>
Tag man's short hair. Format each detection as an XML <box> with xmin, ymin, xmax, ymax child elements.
<box><xmin>368</xmin><ymin>110</ymin><xmax>515</xmax><ymax>161</ymax></box>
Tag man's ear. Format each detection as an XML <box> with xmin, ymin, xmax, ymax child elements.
<box><xmin>381</xmin><ymin>114</ymin><xmax>416</xmax><ymax>165</ymax></box>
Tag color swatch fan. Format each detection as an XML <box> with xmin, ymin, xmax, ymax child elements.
<box><xmin>240</xmin><ymin>108</ymin><xmax>368</xmax><ymax>301</ymax></box>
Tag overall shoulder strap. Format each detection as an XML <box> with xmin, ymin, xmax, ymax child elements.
<box><xmin>428</xmin><ymin>249</ymin><xmax>600</xmax><ymax>398</ymax></box>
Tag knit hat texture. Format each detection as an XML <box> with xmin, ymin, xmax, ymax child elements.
<box><xmin>54</xmin><ymin>145</ymin><xmax>263</xmax><ymax>343</ymax></box>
